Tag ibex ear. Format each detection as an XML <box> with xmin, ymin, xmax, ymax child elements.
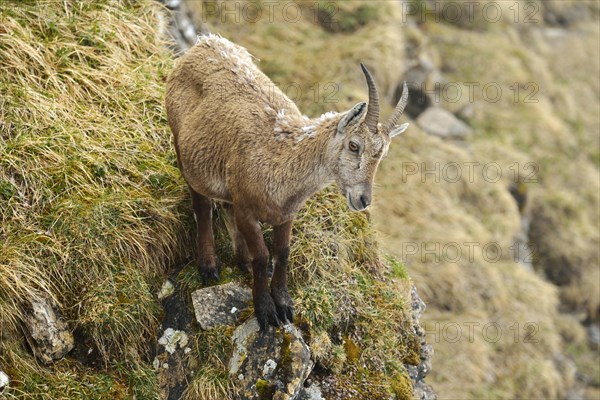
<box><xmin>337</xmin><ymin>102</ymin><xmax>367</xmax><ymax>136</ymax></box>
<box><xmin>389</xmin><ymin>122</ymin><xmax>409</xmax><ymax>138</ymax></box>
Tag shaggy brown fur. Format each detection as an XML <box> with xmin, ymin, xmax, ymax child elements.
<box><xmin>165</xmin><ymin>34</ymin><xmax>408</xmax><ymax>329</ymax></box>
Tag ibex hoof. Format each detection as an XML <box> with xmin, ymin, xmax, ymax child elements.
<box><xmin>275</xmin><ymin>302</ymin><xmax>294</xmax><ymax>324</ymax></box>
<box><xmin>272</xmin><ymin>290</ymin><xmax>294</xmax><ymax>324</ymax></box>
<box><xmin>254</xmin><ymin>293</ymin><xmax>281</xmax><ymax>331</ymax></box>
<box><xmin>237</xmin><ymin>261</ymin><xmax>252</xmax><ymax>275</ymax></box>
<box><xmin>200</xmin><ymin>267</ymin><xmax>220</xmax><ymax>286</ymax></box>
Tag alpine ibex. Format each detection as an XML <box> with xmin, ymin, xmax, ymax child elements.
<box><xmin>165</xmin><ymin>34</ymin><xmax>409</xmax><ymax>330</ymax></box>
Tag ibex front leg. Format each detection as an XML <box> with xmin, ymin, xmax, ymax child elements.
<box><xmin>235</xmin><ymin>210</ymin><xmax>281</xmax><ymax>330</ymax></box>
<box><xmin>271</xmin><ymin>220</ymin><xmax>294</xmax><ymax>323</ymax></box>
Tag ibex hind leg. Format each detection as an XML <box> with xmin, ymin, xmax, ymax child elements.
<box><xmin>221</xmin><ymin>203</ymin><xmax>255</xmax><ymax>275</ymax></box>
<box><xmin>190</xmin><ymin>189</ymin><xmax>220</xmax><ymax>284</ymax></box>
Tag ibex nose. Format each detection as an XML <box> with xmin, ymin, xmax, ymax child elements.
<box><xmin>359</xmin><ymin>194</ymin><xmax>371</xmax><ymax>209</ymax></box>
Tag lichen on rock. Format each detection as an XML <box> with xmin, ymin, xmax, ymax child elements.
<box><xmin>229</xmin><ymin>318</ymin><xmax>313</xmax><ymax>400</ymax></box>
<box><xmin>158</xmin><ymin>328</ymin><xmax>189</xmax><ymax>355</ymax></box>
<box><xmin>22</xmin><ymin>297</ymin><xmax>74</xmax><ymax>364</ymax></box>
<box><xmin>192</xmin><ymin>282</ymin><xmax>252</xmax><ymax>330</ymax></box>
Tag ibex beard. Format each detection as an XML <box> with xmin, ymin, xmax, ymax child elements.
<box><xmin>165</xmin><ymin>34</ymin><xmax>409</xmax><ymax>330</ymax></box>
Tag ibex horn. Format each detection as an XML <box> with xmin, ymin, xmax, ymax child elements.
<box><xmin>382</xmin><ymin>81</ymin><xmax>409</xmax><ymax>135</ymax></box>
<box><xmin>360</xmin><ymin>63</ymin><xmax>380</xmax><ymax>134</ymax></box>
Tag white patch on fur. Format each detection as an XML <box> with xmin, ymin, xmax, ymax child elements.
<box><xmin>197</xmin><ymin>33</ymin><xmax>258</xmax><ymax>87</ymax></box>
<box><xmin>294</xmin><ymin>124</ymin><xmax>316</xmax><ymax>143</ymax></box>
<box><xmin>315</xmin><ymin>111</ymin><xmax>338</xmax><ymax>123</ymax></box>
<box><xmin>274</xmin><ymin>110</ymin><xmax>338</xmax><ymax>142</ymax></box>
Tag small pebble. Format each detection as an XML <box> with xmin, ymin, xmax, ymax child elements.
<box><xmin>0</xmin><ymin>371</ymin><xmax>9</xmax><ymax>390</ymax></box>
<box><xmin>158</xmin><ymin>280</ymin><xmax>175</xmax><ymax>300</ymax></box>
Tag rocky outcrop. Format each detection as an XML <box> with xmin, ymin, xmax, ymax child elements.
<box><xmin>155</xmin><ymin>273</ymin><xmax>197</xmax><ymax>400</ymax></box>
<box><xmin>159</xmin><ymin>0</ymin><xmax>202</xmax><ymax>53</ymax></box>
<box><xmin>399</xmin><ymin>54</ymin><xmax>443</xmax><ymax>119</ymax></box>
<box><xmin>22</xmin><ymin>297</ymin><xmax>74</xmax><ymax>364</ymax></box>
<box><xmin>298</xmin><ymin>382</ymin><xmax>324</xmax><ymax>400</ymax></box>
<box><xmin>192</xmin><ymin>282</ymin><xmax>252</xmax><ymax>330</ymax></box>
<box><xmin>190</xmin><ymin>281</ymin><xmax>435</xmax><ymax>399</ymax></box>
<box><xmin>542</xmin><ymin>2</ymin><xmax>597</xmax><ymax>27</ymax></box>
<box><xmin>229</xmin><ymin>319</ymin><xmax>314</xmax><ymax>400</ymax></box>
<box><xmin>192</xmin><ymin>283</ymin><xmax>317</xmax><ymax>399</ymax></box>
<box><xmin>416</xmin><ymin>107</ymin><xmax>472</xmax><ymax>139</ymax></box>
<box><xmin>406</xmin><ymin>286</ymin><xmax>436</xmax><ymax>400</ymax></box>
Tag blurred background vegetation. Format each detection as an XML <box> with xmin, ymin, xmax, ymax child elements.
<box><xmin>0</xmin><ymin>0</ymin><xmax>598</xmax><ymax>399</ymax></box>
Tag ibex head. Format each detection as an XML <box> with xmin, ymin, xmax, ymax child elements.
<box><xmin>330</xmin><ymin>64</ymin><xmax>409</xmax><ymax>211</ymax></box>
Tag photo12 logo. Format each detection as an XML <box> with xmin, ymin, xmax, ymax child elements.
<box><xmin>199</xmin><ymin>1</ymin><xmax>341</xmax><ymax>24</ymax></box>
<box><xmin>409</xmin><ymin>81</ymin><xmax>540</xmax><ymax>105</ymax></box>
<box><xmin>400</xmin><ymin>162</ymin><xmax>539</xmax><ymax>184</ymax></box>
<box><xmin>400</xmin><ymin>1</ymin><xmax>541</xmax><ymax>24</ymax></box>
<box><xmin>424</xmin><ymin>321</ymin><xmax>540</xmax><ymax>344</ymax></box>
<box><xmin>400</xmin><ymin>241</ymin><xmax>537</xmax><ymax>264</ymax></box>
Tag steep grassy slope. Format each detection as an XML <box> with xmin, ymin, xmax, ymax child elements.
<box><xmin>0</xmin><ymin>1</ymin><xmax>421</xmax><ymax>398</ymax></box>
<box><xmin>0</xmin><ymin>1</ymin><xmax>185</xmax><ymax>397</ymax></box>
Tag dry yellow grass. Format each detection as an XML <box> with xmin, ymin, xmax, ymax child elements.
<box><xmin>373</xmin><ymin>2</ymin><xmax>599</xmax><ymax>398</ymax></box>
<box><xmin>0</xmin><ymin>0</ymin><xmax>187</xmax><ymax>396</ymax></box>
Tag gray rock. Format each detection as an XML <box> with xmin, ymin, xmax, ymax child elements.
<box><xmin>158</xmin><ymin>0</ymin><xmax>204</xmax><ymax>53</ymax></box>
<box><xmin>23</xmin><ymin>297</ymin><xmax>74</xmax><ymax>364</ymax></box>
<box><xmin>298</xmin><ymin>382</ymin><xmax>324</xmax><ymax>400</ymax></box>
<box><xmin>414</xmin><ymin>380</ymin><xmax>437</xmax><ymax>400</ymax></box>
<box><xmin>417</xmin><ymin>107</ymin><xmax>472</xmax><ymax>139</ymax></box>
<box><xmin>229</xmin><ymin>318</ymin><xmax>314</xmax><ymax>400</ymax></box>
<box><xmin>411</xmin><ymin>286</ymin><xmax>426</xmax><ymax>320</ymax></box>
<box><xmin>543</xmin><ymin>2</ymin><xmax>592</xmax><ymax>27</ymax></box>
<box><xmin>192</xmin><ymin>282</ymin><xmax>252</xmax><ymax>330</ymax></box>
<box><xmin>163</xmin><ymin>0</ymin><xmax>181</xmax><ymax>9</ymax></box>
<box><xmin>587</xmin><ymin>324</ymin><xmax>600</xmax><ymax>348</ymax></box>
<box><xmin>406</xmin><ymin>286</ymin><xmax>437</xmax><ymax>400</ymax></box>
<box><xmin>158</xmin><ymin>279</ymin><xmax>175</xmax><ymax>300</ymax></box>
<box><xmin>0</xmin><ymin>370</ymin><xmax>9</xmax><ymax>392</ymax></box>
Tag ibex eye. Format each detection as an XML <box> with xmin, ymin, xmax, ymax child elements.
<box><xmin>349</xmin><ymin>141</ymin><xmax>359</xmax><ymax>153</ymax></box>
